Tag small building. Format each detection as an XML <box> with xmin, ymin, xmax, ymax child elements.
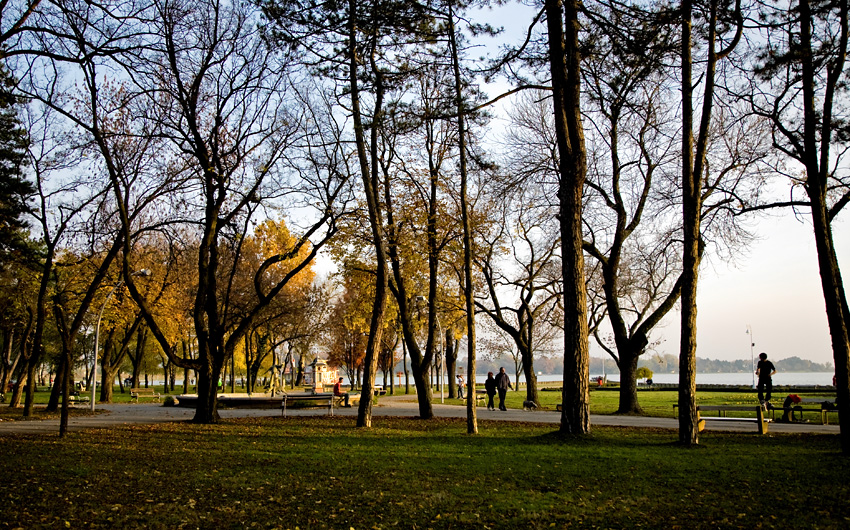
<box><xmin>305</xmin><ymin>358</ymin><xmax>337</xmax><ymax>394</ymax></box>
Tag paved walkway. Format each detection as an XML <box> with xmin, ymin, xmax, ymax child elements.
<box><xmin>0</xmin><ymin>394</ymin><xmax>840</xmax><ymax>436</ymax></box>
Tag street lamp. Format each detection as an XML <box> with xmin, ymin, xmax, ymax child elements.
<box><xmin>91</xmin><ymin>269</ymin><xmax>151</xmax><ymax>411</ymax></box>
<box><xmin>746</xmin><ymin>325</ymin><xmax>755</xmax><ymax>389</ymax></box>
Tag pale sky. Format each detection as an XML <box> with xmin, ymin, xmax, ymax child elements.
<box><xmin>625</xmin><ymin>210</ymin><xmax>849</xmax><ymax>365</ymax></box>
<box><xmin>574</xmin><ymin>209</ymin><xmax>850</xmax><ymax>367</ymax></box>
<box><xmin>689</xmin><ymin>212</ymin><xmax>848</xmax><ymax>365</ymax></box>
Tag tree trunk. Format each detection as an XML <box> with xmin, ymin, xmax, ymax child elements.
<box><xmin>678</xmin><ymin>0</ymin><xmax>700</xmax><ymax>446</ymax></box>
<box><xmin>411</xmin><ymin>361</ymin><xmax>433</xmax><ymax>417</ymax></box>
<box><xmin>545</xmin><ymin>0</ymin><xmax>590</xmax><ymax>435</ymax></box>
<box><xmin>797</xmin><ymin>0</ymin><xmax>850</xmax><ymax>454</ymax></box>
<box><xmin>0</xmin><ymin>330</ymin><xmax>19</xmax><ymax>395</ymax></box>
<box><xmin>520</xmin><ymin>347</ymin><xmax>539</xmax><ymax>405</ymax></box>
<box><xmin>192</xmin><ymin>358</ymin><xmax>222</xmax><ymax>424</ymax></box>
<box><xmin>9</xmin><ymin>365</ymin><xmax>24</xmax><ymax>407</ymax></box>
<box><xmin>445</xmin><ymin>329</ymin><xmax>457</xmax><ymax>399</ymax></box>
<box><xmin>348</xmin><ymin>0</ymin><xmax>389</xmax><ymax>429</ymax></box>
<box><xmin>616</xmin><ymin>352</ymin><xmax>641</xmax><ymax>414</ymax></box>
<box><xmin>46</xmin><ymin>355</ymin><xmax>65</xmax><ymax>412</ymax></box>
<box><xmin>130</xmin><ymin>327</ymin><xmax>147</xmax><ymax>388</ymax></box>
<box><xmin>403</xmin><ymin>336</ymin><xmax>410</xmax><ymax>394</ymax></box>
<box><xmin>100</xmin><ymin>362</ymin><xmax>119</xmax><ymax>403</ymax></box>
<box><xmin>809</xmin><ymin>191</ymin><xmax>850</xmax><ymax>443</ymax></box>
<box><xmin>59</xmin><ymin>353</ymin><xmax>71</xmax><ymax>437</ymax></box>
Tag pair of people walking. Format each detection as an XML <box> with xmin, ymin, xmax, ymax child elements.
<box><xmin>484</xmin><ymin>367</ymin><xmax>513</xmax><ymax>411</ymax></box>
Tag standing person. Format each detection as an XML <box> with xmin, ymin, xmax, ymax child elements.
<box><xmin>456</xmin><ymin>374</ymin><xmax>465</xmax><ymax>400</ymax></box>
<box><xmin>333</xmin><ymin>377</ymin><xmax>350</xmax><ymax>407</ymax></box>
<box><xmin>484</xmin><ymin>372</ymin><xmax>497</xmax><ymax>410</ymax></box>
<box><xmin>756</xmin><ymin>352</ymin><xmax>776</xmax><ymax>404</ymax></box>
<box><xmin>494</xmin><ymin>367</ymin><xmax>513</xmax><ymax>411</ymax></box>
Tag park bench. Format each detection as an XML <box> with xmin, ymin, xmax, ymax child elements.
<box><xmin>767</xmin><ymin>398</ymin><xmax>839</xmax><ymax>424</ymax></box>
<box><xmin>130</xmin><ymin>388</ymin><xmax>161</xmax><ymax>402</ymax></box>
<box><xmin>675</xmin><ymin>404</ymin><xmax>770</xmax><ymax>434</ymax></box>
<box><xmin>281</xmin><ymin>392</ymin><xmax>334</xmax><ymax>417</ymax></box>
<box><xmin>68</xmin><ymin>395</ymin><xmax>90</xmax><ymax>405</ymax></box>
<box><xmin>333</xmin><ymin>393</ymin><xmax>362</xmax><ymax>408</ymax></box>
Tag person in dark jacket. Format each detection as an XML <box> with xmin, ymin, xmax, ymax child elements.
<box><xmin>756</xmin><ymin>352</ymin><xmax>776</xmax><ymax>403</ymax></box>
<box><xmin>494</xmin><ymin>367</ymin><xmax>513</xmax><ymax>411</ymax></box>
<box><xmin>484</xmin><ymin>372</ymin><xmax>497</xmax><ymax>410</ymax></box>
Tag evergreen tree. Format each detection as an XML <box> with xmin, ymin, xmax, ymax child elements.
<box><xmin>0</xmin><ymin>65</ymin><xmax>32</xmax><ymax>257</ymax></box>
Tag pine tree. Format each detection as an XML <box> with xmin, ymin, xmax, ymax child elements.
<box><xmin>0</xmin><ymin>65</ymin><xmax>32</xmax><ymax>257</ymax></box>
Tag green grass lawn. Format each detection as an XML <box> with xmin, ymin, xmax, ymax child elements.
<box><xmin>4</xmin><ymin>384</ymin><xmax>838</xmax><ymax>421</ymax></box>
<box><xmin>1</xmin><ymin>416</ymin><xmax>847</xmax><ymax>529</ymax></box>
<box><xmin>454</xmin><ymin>386</ymin><xmax>838</xmax><ymax>420</ymax></box>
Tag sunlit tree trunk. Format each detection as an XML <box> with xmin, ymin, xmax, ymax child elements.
<box><xmin>545</xmin><ymin>0</ymin><xmax>590</xmax><ymax>435</ymax></box>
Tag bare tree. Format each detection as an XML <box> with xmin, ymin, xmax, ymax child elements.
<box><xmin>474</xmin><ymin>196</ymin><xmax>561</xmax><ymax>407</ymax></box>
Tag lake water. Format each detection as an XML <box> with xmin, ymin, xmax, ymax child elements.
<box><xmin>471</xmin><ymin>372</ymin><xmax>835</xmax><ymax>387</ymax></box>
<box><xmin>168</xmin><ymin>371</ymin><xmax>834</xmax><ymax>389</ymax></box>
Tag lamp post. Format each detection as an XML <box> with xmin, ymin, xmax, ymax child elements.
<box><xmin>91</xmin><ymin>269</ymin><xmax>151</xmax><ymax>411</ymax></box>
<box><xmin>746</xmin><ymin>325</ymin><xmax>755</xmax><ymax>389</ymax></box>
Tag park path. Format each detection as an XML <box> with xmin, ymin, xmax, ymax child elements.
<box><xmin>0</xmin><ymin>393</ymin><xmax>840</xmax><ymax>436</ymax></box>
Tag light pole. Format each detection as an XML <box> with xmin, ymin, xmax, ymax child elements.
<box><xmin>746</xmin><ymin>325</ymin><xmax>755</xmax><ymax>388</ymax></box>
<box><xmin>91</xmin><ymin>269</ymin><xmax>151</xmax><ymax>411</ymax></box>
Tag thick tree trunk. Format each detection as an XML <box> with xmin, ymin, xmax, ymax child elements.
<box><xmin>677</xmin><ymin>0</ymin><xmax>713</xmax><ymax>446</ymax></box>
<box><xmin>46</xmin><ymin>355</ymin><xmax>65</xmax><ymax>412</ymax></box>
<box><xmin>545</xmin><ymin>0</ymin><xmax>590</xmax><ymax>435</ymax></box>
<box><xmin>100</xmin><ymin>363</ymin><xmax>118</xmax><ymax>403</ymax></box>
<box><xmin>616</xmin><ymin>352</ymin><xmax>642</xmax><ymax>414</ymax></box>
<box><xmin>808</xmin><ymin>173</ymin><xmax>850</xmax><ymax>452</ymax></box>
<box><xmin>410</xmin><ymin>361</ymin><xmax>433</xmax><ymax>418</ymax></box>
<box><xmin>192</xmin><ymin>360</ymin><xmax>222</xmax><ymax>424</ymax></box>
<box><xmin>520</xmin><ymin>348</ymin><xmax>539</xmax><ymax>405</ymax></box>
<box><xmin>798</xmin><ymin>0</ymin><xmax>850</xmax><ymax>454</ymax></box>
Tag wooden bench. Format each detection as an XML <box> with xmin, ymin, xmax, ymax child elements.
<box><xmin>130</xmin><ymin>388</ymin><xmax>161</xmax><ymax>402</ymax></box>
<box><xmin>281</xmin><ymin>393</ymin><xmax>334</xmax><ymax>417</ymax></box>
<box><xmin>68</xmin><ymin>395</ymin><xmax>90</xmax><ymax>405</ymax></box>
<box><xmin>333</xmin><ymin>393</ymin><xmax>362</xmax><ymax>408</ymax></box>
<box><xmin>768</xmin><ymin>398</ymin><xmax>839</xmax><ymax>424</ymax></box>
<box><xmin>675</xmin><ymin>405</ymin><xmax>770</xmax><ymax>434</ymax></box>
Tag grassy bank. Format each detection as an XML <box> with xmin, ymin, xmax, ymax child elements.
<box><xmin>1</xmin><ymin>416</ymin><xmax>847</xmax><ymax>529</ymax></box>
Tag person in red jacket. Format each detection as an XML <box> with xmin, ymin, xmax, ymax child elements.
<box><xmin>333</xmin><ymin>377</ymin><xmax>350</xmax><ymax>407</ymax></box>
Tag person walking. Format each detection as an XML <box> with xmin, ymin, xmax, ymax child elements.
<box><xmin>756</xmin><ymin>352</ymin><xmax>776</xmax><ymax>404</ymax></box>
<box><xmin>484</xmin><ymin>372</ymin><xmax>497</xmax><ymax>410</ymax></box>
<box><xmin>456</xmin><ymin>374</ymin><xmax>465</xmax><ymax>400</ymax></box>
<box><xmin>494</xmin><ymin>367</ymin><xmax>512</xmax><ymax>411</ymax></box>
